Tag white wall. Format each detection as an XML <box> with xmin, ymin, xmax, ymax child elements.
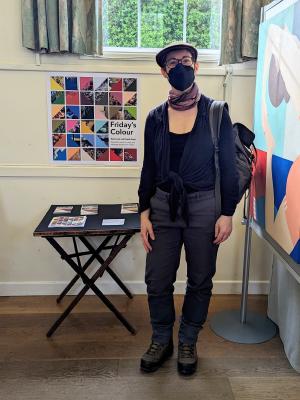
<box><xmin>0</xmin><ymin>0</ymin><xmax>273</xmax><ymax>295</ymax></box>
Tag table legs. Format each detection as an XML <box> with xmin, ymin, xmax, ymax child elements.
<box><xmin>46</xmin><ymin>234</ymin><xmax>137</xmax><ymax>337</ymax></box>
<box><xmin>56</xmin><ymin>235</ymin><xmax>113</xmax><ymax>303</ymax></box>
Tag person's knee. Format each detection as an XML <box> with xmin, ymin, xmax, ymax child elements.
<box><xmin>186</xmin><ymin>276</ymin><xmax>214</xmax><ymax>294</ymax></box>
<box><xmin>145</xmin><ymin>278</ymin><xmax>175</xmax><ymax>296</ymax></box>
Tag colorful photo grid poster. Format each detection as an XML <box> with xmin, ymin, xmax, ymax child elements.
<box><xmin>48</xmin><ymin>73</ymin><xmax>139</xmax><ymax>164</ymax></box>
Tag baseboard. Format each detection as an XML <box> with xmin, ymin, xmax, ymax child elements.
<box><xmin>0</xmin><ymin>280</ymin><xmax>270</xmax><ymax>296</ymax></box>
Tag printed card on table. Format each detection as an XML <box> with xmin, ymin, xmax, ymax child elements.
<box><xmin>48</xmin><ymin>216</ymin><xmax>87</xmax><ymax>228</ymax></box>
<box><xmin>102</xmin><ymin>218</ymin><xmax>125</xmax><ymax>226</ymax></box>
<box><xmin>121</xmin><ymin>203</ymin><xmax>138</xmax><ymax>214</ymax></box>
<box><xmin>80</xmin><ymin>204</ymin><xmax>99</xmax><ymax>215</ymax></box>
<box><xmin>53</xmin><ymin>206</ymin><xmax>73</xmax><ymax>214</ymax></box>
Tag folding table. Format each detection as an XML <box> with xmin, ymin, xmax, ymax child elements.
<box><xmin>33</xmin><ymin>203</ymin><xmax>140</xmax><ymax>337</ymax></box>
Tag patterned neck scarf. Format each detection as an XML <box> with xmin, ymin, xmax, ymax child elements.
<box><xmin>168</xmin><ymin>81</ymin><xmax>201</xmax><ymax>111</ymax></box>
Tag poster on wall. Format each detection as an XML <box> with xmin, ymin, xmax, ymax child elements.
<box><xmin>250</xmin><ymin>0</ymin><xmax>300</xmax><ymax>263</ymax></box>
<box><xmin>48</xmin><ymin>72</ymin><xmax>139</xmax><ymax>164</ymax></box>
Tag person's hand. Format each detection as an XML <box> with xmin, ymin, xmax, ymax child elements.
<box><xmin>213</xmin><ymin>215</ymin><xmax>233</xmax><ymax>244</ymax></box>
<box><xmin>140</xmin><ymin>209</ymin><xmax>155</xmax><ymax>252</ymax></box>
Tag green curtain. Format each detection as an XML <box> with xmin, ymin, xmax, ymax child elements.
<box><xmin>21</xmin><ymin>0</ymin><xmax>103</xmax><ymax>55</ymax></box>
<box><xmin>219</xmin><ymin>0</ymin><xmax>271</xmax><ymax>65</ymax></box>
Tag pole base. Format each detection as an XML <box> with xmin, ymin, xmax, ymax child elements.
<box><xmin>210</xmin><ymin>309</ymin><xmax>278</xmax><ymax>344</ymax></box>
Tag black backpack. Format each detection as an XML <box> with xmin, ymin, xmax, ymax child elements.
<box><xmin>209</xmin><ymin>100</ymin><xmax>257</xmax><ymax>218</ymax></box>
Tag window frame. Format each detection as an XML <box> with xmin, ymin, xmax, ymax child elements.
<box><xmin>93</xmin><ymin>0</ymin><xmax>222</xmax><ymax>63</ymax></box>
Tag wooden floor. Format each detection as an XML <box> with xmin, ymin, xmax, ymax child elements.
<box><xmin>0</xmin><ymin>294</ymin><xmax>299</xmax><ymax>400</ymax></box>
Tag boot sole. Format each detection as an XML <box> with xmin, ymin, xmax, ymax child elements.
<box><xmin>140</xmin><ymin>346</ymin><xmax>174</xmax><ymax>373</ymax></box>
<box><xmin>177</xmin><ymin>359</ymin><xmax>198</xmax><ymax>376</ymax></box>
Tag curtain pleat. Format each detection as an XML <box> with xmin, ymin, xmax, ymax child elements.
<box><xmin>21</xmin><ymin>0</ymin><xmax>102</xmax><ymax>55</ymax></box>
<box><xmin>45</xmin><ymin>0</ymin><xmax>59</xmax><ymax>52</ymax></box>
<box><xmin>219</xmin><ymin>0</ymin><xmax>272</xmax><ymax>65</ymax></box>
<box><xmin>58</xmin><ymin>0</ymin><xmax>70</xmax><ymax>52</ymax></box>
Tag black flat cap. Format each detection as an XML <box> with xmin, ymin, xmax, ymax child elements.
<box><xmin>155</xmin><ymin>41</ymin><xmax>198</xmax><ymax>68</ymax></box>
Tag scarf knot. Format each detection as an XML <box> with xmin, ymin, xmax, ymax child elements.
<box><xmin>168</xmin><ymin>81</ymin><xmax>201</xmax><ymax>111</ymax></box>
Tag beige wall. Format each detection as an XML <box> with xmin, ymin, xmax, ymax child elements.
<box><xmin>0</xmin><ymin>1</ymin><xmax>273</xmax><ymax>295</ymax></box>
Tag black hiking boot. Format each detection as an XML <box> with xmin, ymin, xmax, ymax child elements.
<box><xmin>140</xmin><ymin>338</ymin><xmax>173</xmax><ymax>373</ymax></box>
<box><xmin>177</xmin><ymin>341</ymin><xmax>198</xmax><ymax>375</ymax></box>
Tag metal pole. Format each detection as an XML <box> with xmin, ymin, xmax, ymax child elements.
<box><xmin>240</xmin><ymin>189</ymin><xmax>252</xmax><ymax>324</ymax></box>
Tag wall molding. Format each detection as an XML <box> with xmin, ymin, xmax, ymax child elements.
<box><xmin>0</xmin><ymin>164</ymin><xmax>140</xmax><ymax>178</ymax></box>
<box><xmin>0</xmin><ymin>63</ymin><xmax>257</xmax><ymax>77</ymax></box>
<box><xmin>0</xmin><ymin>280</ymin><xmax>270</xmax><ymax>296</ymax></box>
<box><xmin>0</xmin><ymin>63</ymin><xmax>225</xmax><ymax>75</ymax></box>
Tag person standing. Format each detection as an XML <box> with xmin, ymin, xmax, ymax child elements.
<box><xmin>138</xmin><ymin>42</ymin><xmax>239</xmax><ymax>375</ymax></box>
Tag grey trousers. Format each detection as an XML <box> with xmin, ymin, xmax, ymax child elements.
<box><xmin>145</xmin><ymin>187</ymin><xmax>220</xmax><ymax>345</ymax></box>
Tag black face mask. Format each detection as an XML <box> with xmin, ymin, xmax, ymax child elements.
<box><xmin>167</xmin><ymin>63</ymin><xmax>195</xmax><ymax>91</ymax></box>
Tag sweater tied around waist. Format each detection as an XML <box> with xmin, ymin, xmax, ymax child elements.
<box><xmin>168</xmin><ymin>171</ymin><xmax>190</xmax><ymax>226</ymax></box>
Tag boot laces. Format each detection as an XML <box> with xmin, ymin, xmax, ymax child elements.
<box><xmin>146</xmin><ymin>341</ymin><xmax>164</xmax><ymax>355</ymax></box>
<box><xmin>179</xmin><ymin>342</ymin><xmax>195</xmax><ymax>358</ymax></box>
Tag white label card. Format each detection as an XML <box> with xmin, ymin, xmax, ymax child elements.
<box><xmin>102</xmin><ymin>218</ymin><xmax>125</xmax><ymax>226</ymax></box>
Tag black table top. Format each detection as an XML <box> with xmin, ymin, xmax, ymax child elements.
<box><xmin>33</xmin><ymin>204</ymin><xmax>141</xmax><ymax>237</ymax></box>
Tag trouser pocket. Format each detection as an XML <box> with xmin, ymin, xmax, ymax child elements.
<box><xmin>187</xmin><ymin>192</ymin><xmax>217</xmax><ymax>230</ymax></box>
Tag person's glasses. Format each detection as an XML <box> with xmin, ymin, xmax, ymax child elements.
<box><xmin>165</xmin><ymin>56</ymin><xmax>194</xmax><ymax>69</ymax></box>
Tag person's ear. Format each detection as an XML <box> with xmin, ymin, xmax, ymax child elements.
<box><xmin>194</xmin><ymin>61</ymin><xmax>199</xmax><ymax>74</ymax></box>
<box><xmin>160</xmin><ymin>67</ymin><xmax>168</xmax><ymax>78</ymax></box>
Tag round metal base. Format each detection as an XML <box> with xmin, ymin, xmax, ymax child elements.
<box><xmin>210</xmin><ymin>310</ymin><xmax>278</xmax><ymax>344</ymax></box>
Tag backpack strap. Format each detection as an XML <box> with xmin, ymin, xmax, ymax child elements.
<box><xmin>209</xmin><ymin>100</ymin><xmax>227</xmax><ymax>219</ymax></box>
